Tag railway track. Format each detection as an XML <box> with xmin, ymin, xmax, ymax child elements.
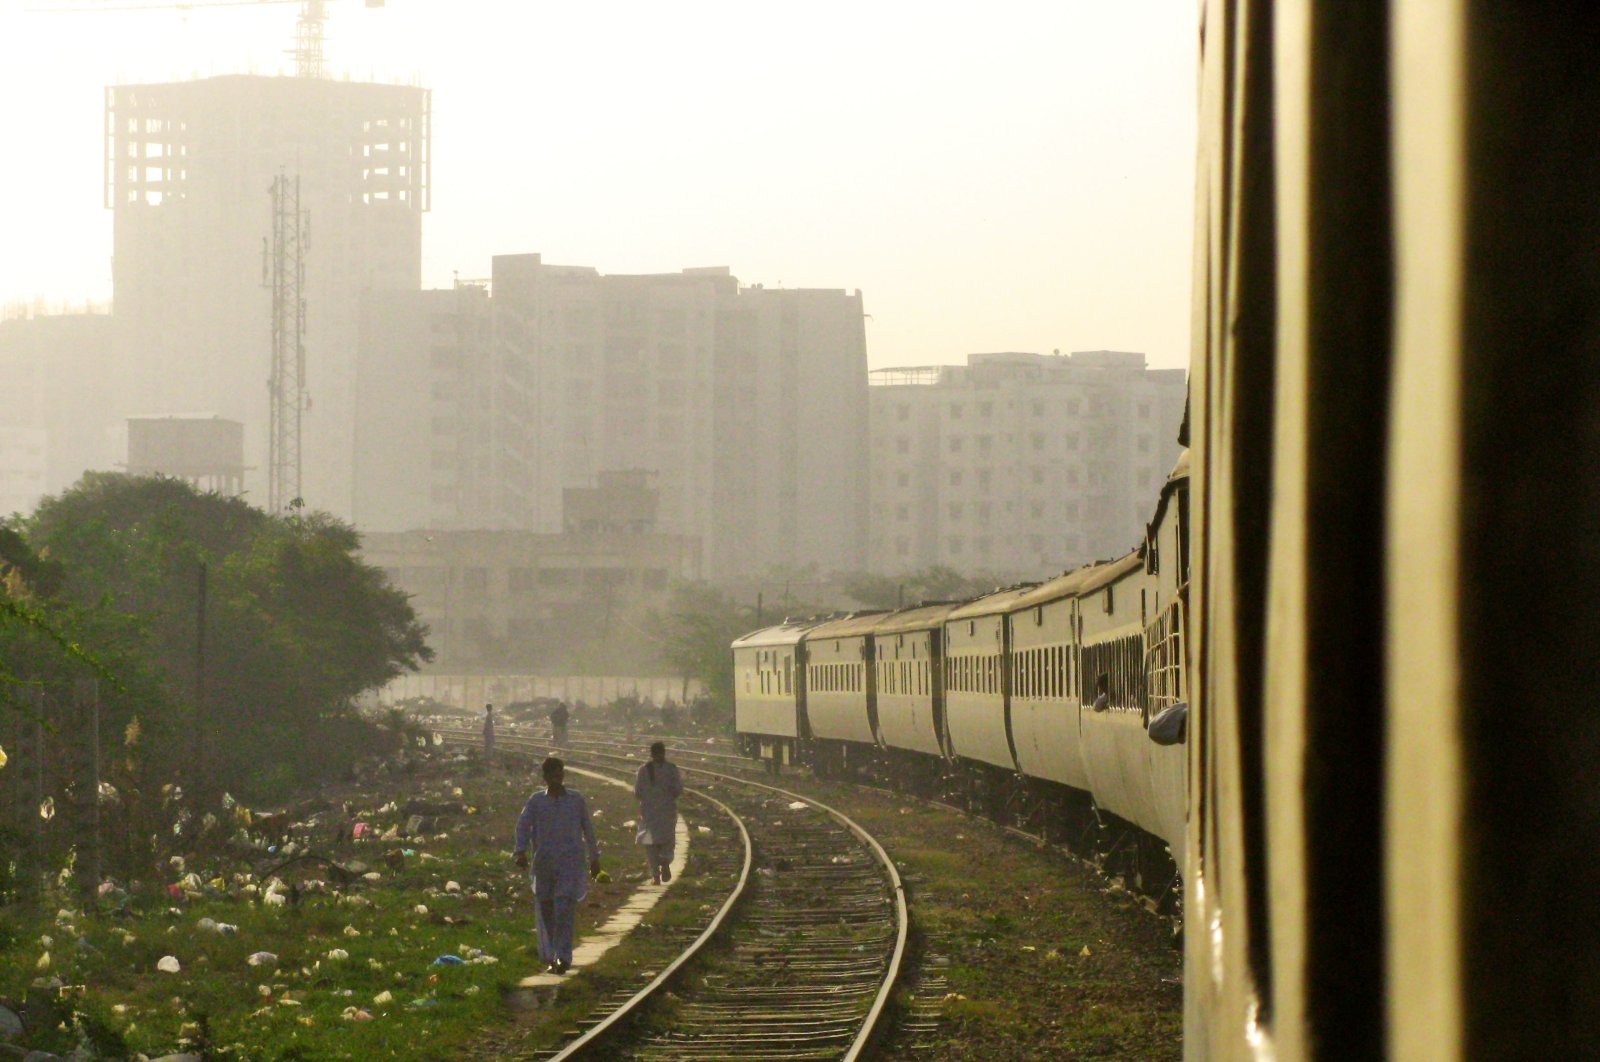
<box><xmin>438</xmin><ymin>729</ymin><xmax>907</xmax><ymax>1061</ymax></box>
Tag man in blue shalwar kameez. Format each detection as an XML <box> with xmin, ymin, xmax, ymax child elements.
<box><xmin>513</xmin><ymin>757</ymin><xmax>601</xmax><ymax>974</ymax></box>
<box><xmin>634</xmin><ymin>741</ymin><xmax>683</xmax><ymax>885</ymax></box>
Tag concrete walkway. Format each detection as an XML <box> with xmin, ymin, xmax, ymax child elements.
<box><xmin>518</xmin><ymin>765</ymin><xmax>690</xmax><ymax>988</ymax></box>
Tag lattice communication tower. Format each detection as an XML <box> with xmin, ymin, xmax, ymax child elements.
<box><xmin>265</xmin><ymin>173</ymin><xmax>309</xmax><ymax>512</ymax></box>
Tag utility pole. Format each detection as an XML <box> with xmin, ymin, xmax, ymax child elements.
<box><xmin>265</xmin><ymin>172</ymin><xmax>309</xmax><ymax>514</ymax></box>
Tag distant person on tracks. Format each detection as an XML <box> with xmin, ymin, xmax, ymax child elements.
<box><xmin>1092</xmin><ymin>673</ymin><xmax>1111</xmax><ymax>712</ymax></box>
<box><xmin>482</xmin><ymin>703</ymin><xmax>495</xmax><ymax>761</ymax></box>
<box><xmin>550</xmin><ymin>700</ymin><xmax>570</xmax><ymax>747</ymax></box>
<box><xmin>513</xmin><ymin>756</ymin><xmax>601</xmax><ymax>974</ymax></box>
<box><xmin>634</xmin><ymin>741</ymin><xmax>683</xmax><ymax>885</ymax></box>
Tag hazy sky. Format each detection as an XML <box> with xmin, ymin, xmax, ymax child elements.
<box><xmin>0</xmin><ymin>0</ymin><xmax>1197</xmax><ymax>371</ymax></box>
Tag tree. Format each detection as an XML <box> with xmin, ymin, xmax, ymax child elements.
<box><xmin>645</xmin><ymin>583</ymin><xmax>760</xmax><ymax>724</ymax></box>
<box><xmin>12</xmin><ymin>473</ymin><xmax>432</xmax><ymax>801</ymax></box>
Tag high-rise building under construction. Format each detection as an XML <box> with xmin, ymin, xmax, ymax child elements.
<box><xmin>107</xmin><ymin>74</ymin><xmax>429</xmax><ymax>514</ymax></box>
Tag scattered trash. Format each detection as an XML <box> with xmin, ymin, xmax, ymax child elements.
<box><xmin>343</xmin><ymin>925</ymin><xmax>362</xmax><ymax>937</ymax></box>
<box><xmin>39</xmin><ymin>797</ymin><xmax>54</xmax><ymax>821</ymax></box>
<box><xmin>444</xmin><ymin>881</ymin><xmax>461</xmax><ymax>893</ymax></box>
<box><xmin>246</xmin><ymin>952</ymin><xmax>278</xmax><ymax>967</ymax></box>
<box><xmin>372</xmin><ymin>990</ymin><xmax>393</xmax><ymax>1005</ymax></box>
<box><xmin>696</xmin><ymin>825</ymin><xmax>712</xmax><ymax>834</ymax></box>
<box><xmin>787</xmin><ymin>801</ymin><xmax>808</xmax><ymax>811</ymax></box>
<box><xmin>0</xmin><ymin>1003</ymin><xmax>24</xmax><ymax>1041</ymax></box>
<box><xmin>352</xmin><ymin>822</ymin><xmax>370</xmax><ymax>840</ymax></box>
<box><xmin>342</xmin><ymin>1007</ymin><xmax>374</xmax><ymax>1021</ymax></box>
<box><xmin>413</xmin><ymin>905</ymin><xmax>429</xmax><ymax>916</ymax></box>
<box><xmin>35</xmin><ymin>952</ymin><xmax>49</xmax><ymax>972</ymax></box>
<box><xmin>431</xmin><ymin>955</ymin><xmax>464</xmax><ymax>966</ymax></box>
<box><xmin>326</xmin><ymin>948</ymin><xmax>349</xmax><ymax>961</ymax></box>
<box><xmin>0</xmin><ymin>745</ymin><xmax>6</xmax><ymax>770</ymax></box>
<box><xmin>157</xmin><ymin>955</ymin><xmax>181</xmax><ymax>974</ymax></box>
<box><xmin>38</xmin><ymin>935</ymin><xmax>51</xmax><ymax>949</ymax></box>
<box><xmin>1079</xmin><ymin>945</ymin><xmax>1093</xmax><ymax>957</ymax></box>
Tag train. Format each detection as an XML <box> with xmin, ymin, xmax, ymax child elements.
<box><xmin>730</xmin><ymin>449</ymin><xmax>1192</xmax><ymax>899</ymax></box>
<box><xmin>736</xmin><ymin>3</ymin><xmax>1600</xmax><ymax>1057</ymax></box>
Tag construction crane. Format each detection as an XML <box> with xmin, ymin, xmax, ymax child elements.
<box><xmin>27</xmin><ymin>0</ymin><xmax>387</xmax><ymax>79</ymax></box>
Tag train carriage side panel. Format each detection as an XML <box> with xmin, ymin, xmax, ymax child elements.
<box><xmin>944</xmin><ymin>586</ymin><xmax>1037</xmax><ymax>771</ymax></box>
<box><xmin>1007</xmin><ymin>572</ymin><xmax>1093</xmax><ymax>790</ymax></box>
<box><xmin>873</xmin><ymin>604</ymin><xmax>959</xmax><ymax>758</ymax></box>
<box><xmin>731</xmin><ymin>624</ymin><xmax>812</xmax><ymax>757</ymax></box>
<box><xmin>802</xmin><ymin>613</ymin><xmax>887</xmax><ymax>747</ymax></box>
<box><xmin>1077</xmin><ymin>553</ymin><xmax>1165</xmax><ymax>836</ymax></box>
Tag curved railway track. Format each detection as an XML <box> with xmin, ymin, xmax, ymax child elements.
<box><xmin>438</xmin><ymin>728</ymin><xmax>907</xmax><ymax>1061</ymax></box>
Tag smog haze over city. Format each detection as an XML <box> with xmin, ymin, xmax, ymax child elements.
<box><xmin>0</xmin><ymin>0</ymin><xmax>1197</xmax><ymax>370</ymax></box>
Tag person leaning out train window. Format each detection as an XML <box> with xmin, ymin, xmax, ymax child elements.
<box><xmin>1092</xmin><ymin>673</ymin><xmax>1110</xmax><ymax>712</ymax></box>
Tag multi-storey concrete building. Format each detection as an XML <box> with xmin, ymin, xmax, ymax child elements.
<box><xmin>0</xmin><ymin>309</ymin><xmax>120</xmax><ymax>511</ymax></box>
<box><xmin>353</xmin><ymin>255</ymin><xmax>868</xmax><ymax>582</ymax></box>
<box><xmin>361</xmin><ymin>472</ymin><xmax>700</xmax><ymax>674</ymax></box>
<box><xmin>868</xmin><ymin>351</ymin><xmax>1187</xmax><ymax>579</ymax></box>
<box><xmin>107</xmin><ymin>74</ymin><xmax>429</xmax><ymax>516</ymax></box>
<box><xmin>353</xmin><ymin>284</ymin><xmax>494</xmax><ymax>530</ymax></box>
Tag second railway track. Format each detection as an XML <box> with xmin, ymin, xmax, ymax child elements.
<box><xmin>439</xmin><ymin>729</ymin><xmax>907</xmax><ymax>1061</ymax></box>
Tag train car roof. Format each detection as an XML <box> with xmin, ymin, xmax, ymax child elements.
<box><xmin>872</xmin><ymin>601</ymin><xmax>966</xmax><ymax>636</ymax></box>
<box><xmin>1007</xmin><ymin>564</ymin><xmax>1101</xmax><ymax>611</ymax></box>
<box><xmin>805</xmin><ymin>610</ymin><xmax>893</xmax><ymax>641</ymax></box>
<box><xmin>730</xmin><ymin>620</ymin><xmax>826</xmax><ymax>650</ymax></box>
<box><xmin>946</xmin><ymin>583</ymin><xmax>1042</xmax><ymax>621</ymax></box>
<box><xmin>1076</xmin><ymin>551</ymin><xmax>1145</xmax><ymax>595</ymax></box>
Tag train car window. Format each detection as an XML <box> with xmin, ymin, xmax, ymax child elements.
<box><xmin>1104</xmin><ymin>586</ymin><xmax>1115</xmax><ymax>615</ymax></box>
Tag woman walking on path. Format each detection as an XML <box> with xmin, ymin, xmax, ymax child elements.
<box><xmin>513</xmin><ymin>756</ymin><xmax>601</xmax><ymax>974</ymax></box>
<box><xmin>634</xmin><ymin>741</ymin><xmax>683</xmax><ymax>884</ymax></box>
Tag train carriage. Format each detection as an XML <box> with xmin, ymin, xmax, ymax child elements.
<box><xmin>801</xmin><ymin>612</ymin><xmax>887</xmax><ymax>751</ymax></box>
<box><xmin>730</xmin><ymin>621</ymin><xmax>814</xmax><ymax>766</ymax></box>
<box><xmin>942</xmin><ymin>585</ymin><xmax>1037</xmax><ymax>772</ymax></box>
<box><xmin>1077</xmin><ymin>552</ymin><xmax>1167</xmax><ymax>839</ymax></box>
<box><xmin>1004</xmin><ymin>571</ymin><xmax>1093</xmax><ymax>791</ymax></box>
<box><xmin>871</xmin><ymin>603</ymin><xmax>959</xmax><ymax>760</ymax></box>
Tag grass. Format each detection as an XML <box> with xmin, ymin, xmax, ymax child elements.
<box><xmin>0</xmin><ymin>750</ymin><xmax>711</xmax><ymax>1060</ymax></box>
<box><xmin>778</xmin><ymin>777</ymin><xmax>1183</xmax><ymax>1061</ymax></box>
